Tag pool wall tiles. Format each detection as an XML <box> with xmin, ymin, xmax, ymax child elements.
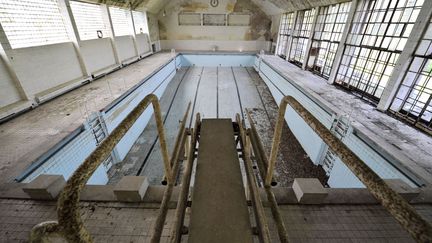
<box><xmin>21</xmin><ymin>125</ymin><xmax>108</xmax><ymax>184</ymax></box>
<box><xmin>180</xmin><ymin>54</ymin><xmax>255</xmax><ymax>67</ymax></box>
<box><xmin>20</xmin><ymin>57</ymin><xmax>179</xmax><ymax>185</ymax></box>
<box><xmin>103</xmin><ymin>58</ymin><xmax>177</xmax><ymax>160</ymax></box>
<box><xmin>255</xmin><ymin>58</ymin><xmax>416</xmax><ymax>188</ymax></box>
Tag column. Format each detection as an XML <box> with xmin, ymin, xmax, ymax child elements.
<box><xmin>58</xmin><ymin>0</ymin><xmax>90</xmax><ymax>77</ymax></box>
<box><xmin>0</xmin><ymin>23</ymin><xmax>30</xmax><ymax>102</ymax></box>
<box><xmin>285</xmin><ymin>11</ymin><xmax>298</xmax><ymax>61</ymax></box>
<box><xmin>101</xmin><ymin>4</ymin><xmax>121</xmax><ymax>65</ymax></box>
<box><xmin>302</xmin><ymin>6</ymin><xmax>320</xmax><ymax>70</ymax></box>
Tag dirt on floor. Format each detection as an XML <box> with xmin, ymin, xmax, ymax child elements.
<box><xmin>248</xmin><ymin>73</ymin><xmax>328</xmax><ymax>187</ymax></box>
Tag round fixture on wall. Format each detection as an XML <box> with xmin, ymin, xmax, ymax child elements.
<box><xmin>210</xmin><ymin>0</ymin><xmax>219</xmax><ymax>7</ymax></box>
<box><xmin>97</xmin><ymin>30</ymin><xmax>103</xmax><ymax>38</ymax></box>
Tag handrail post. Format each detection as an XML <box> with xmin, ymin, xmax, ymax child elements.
<box><xmin>265</xmin><ymin>99</ymin><xmax>288</xmax><ymax>186</ymax></box>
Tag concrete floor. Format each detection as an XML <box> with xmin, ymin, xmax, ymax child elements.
<box><xmin>108</xmin><ymin>66</ymin><xmax>326</xmax><ymax>186</ymax></box>
<box><xmin>1</xmin><ymin>198</ymin><xmax>430</xmax><ymax>242</ymax></box>
<box><xmin>0</xmin><ymin>53</ymin><xmax>173</xmax><ymax>186</ymax></box>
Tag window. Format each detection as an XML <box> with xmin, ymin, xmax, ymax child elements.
<box><xmin>203</xmin><ymin>14</ymin><xmax>226</xmax><ymax>26</ymax></box>
<box><xmin>109</xmin><ymin>6</ymin><xmax>131</xmax><ymax>36</ymax></box>
<box><xmin>275</xmin><ymin>12</ymin><xmax>294</xmax><ymax>58</ymax></box>
<box><xmin>0</xmin><ymin>0</ymin><xmax>70</xmax><ymax>49</ymax></box>
<box><xmin>390</xmin><ymin>17</ymin><xmax>432</xmax><ymax>133</ymax></box>
<box><xmin>178</xmin><ymin>12</ymin><xmax>201</xmax><ymax>26</ymax></box>
<box><xmin>70</xmin><ymin>1</ymin><xmax>109</xmax><ymax>40</ymax></box>
<box><xmin>289</xmin><ymin>9</ymin><xmax>316</xmax><ymax>67</ymax></box>
<box><xmin>309</xmin><ymin>2</ymin><xmax>352</xmax><ymax>79</ymax></box>
<box><xmin>227</xmin><ymin>14</ymin><xmax>250</xmax><ymax>26</ymax></box>
<box><xmin>132</xmin><ymin>11</ymin><xmax>148</xmax><ymax>34</ymax></box>
<box><xmin>335</xmin><ymin>0</ymin><xmax>423</xmax><ymax>102</ymax></box>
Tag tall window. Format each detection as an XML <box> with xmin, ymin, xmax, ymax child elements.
<box><xmin>70</xmin><ymin>1</ymin><xmax>109</xmax><ymax>40</ymax></box>
<box><xmin>0</xmin><ymin>0</ymin><xmax>70</xmax><ymax>49</ymax></box>
<box><xmin>289</xmin><ymin>9</ymin><xmax>316</xmax><ymax>67</ymax></box>
<box><xmin>335</xmin><ymin>0</ymin><xmax>423</xmax><ymax>103</ymax></box>
<box><xmin>276</xmin><ymin>12</ymin><xmax>294</xmax><ymax>58</ymax></box>
<box><xmin>109</xmin><ymin>7</ymin><xmax>131</xmax><ymax>36</ymax></box>
<box><xmin>390</xmin><ymin>17</ymin><xmax>432</xmax><ymax>133</ymax></box>
<box><xmin>132</xmin><ymin>11</ymin><xmax>149</xmax><ymax>34</ymax></box>
<box><xmin>309</xmin><ymin>2</ymin><xmax>352</xmax><ymax>79</ymax></box>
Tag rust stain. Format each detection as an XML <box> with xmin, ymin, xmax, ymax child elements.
<box><xmin>233</xmin><ymin>0</ymin><xmax>271</xmax><ymax>41</ymax></box>
<box><xmin>180</xmin><ymin>1</ymin><xmax>209</xmax><ymax>12</ymax></box>
<box><xmin>226</xmin><ymin>3</ymin><xmax>235</xmax><ymax>12</ymax></box>
<box><xmin>158</xmin><ymin>20</ymin><xmax>167</xmax><ymax>40</ymax></box>
<box><xmin>244</xmin><ymin>31</ymin><xmax>253</xmax><ymax>41</ymax></box>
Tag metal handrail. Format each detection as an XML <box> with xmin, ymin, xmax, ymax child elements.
<box><xmin>265</xmin><ymin>96</ymin><xmax>432</xmax><ymax>242</ymax></box>
<box><xmin>150</xmin><ymin>102</ymin><xmax>191</xmax><ymax>243</ymax></box>
<box><xmin>31</xmin><ymin>94</ymin><xmax>173</xmax><ymax>243</ymax></box>
<box><xmin>236</xmin><ymin>114</ymin><xmax>272</xmax><ymax>243</ymax></box>
<box><xmin>246</xmin><ymin>110</ymin><xmax>289</xmax><ymax>243</ymax></box>
<box><xmin>170</xmin><ymin>113</ymin><xmax>201</xmax><ymax>243</ymax></box>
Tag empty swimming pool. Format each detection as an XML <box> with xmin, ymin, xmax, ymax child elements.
<box><xmin>17</xmin><ymin>53</ymin><xmax>421</xmax><ymax>189</ymax></box>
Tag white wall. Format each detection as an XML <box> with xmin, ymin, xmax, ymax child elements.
<box><xmin>136</xmin><ymin>33</ymin><xmax>152</xmax><ymax>55</ymax></box>
<box><xmin>0</xmin><ymin>58</ymin><xmax>21</xmax><ymax>108</ymax></box>
<box><xmin>7</xmin><ymin>42</ymin><xmax>85</xmax><ymax>97</ymax></box>
<box><xmin>81</xmin><ymin>38</ymin><xmax>117</xmax><ymax>74</ymax></box>
<box><xmin>0</xmin><ymin>35</ymin><xmax>154</xmax><ymax>120</ymax></box>
<box><xmin>115</xmin><ymin>36</ymin><xmax>138</xmax><ymax>62</ymax></box>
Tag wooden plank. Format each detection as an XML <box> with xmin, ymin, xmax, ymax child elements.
<box><xmin>188</xmin><ymin>119</ymin><xmax>252</xmax><ymax>243</ymax></box>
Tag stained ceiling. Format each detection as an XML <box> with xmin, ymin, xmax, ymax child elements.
<box><xmin>83</xmin><ymin>0</ymin><xmax>350</xmax><ymax>16</ymax></box>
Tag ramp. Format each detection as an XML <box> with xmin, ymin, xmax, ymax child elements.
<box><xmin>188</xmin><ymin>119</ymin><xmax>253</xmax><ymax>243</ymax></box>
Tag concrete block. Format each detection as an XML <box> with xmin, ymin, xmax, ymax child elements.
<box><xmin>292</xmin><ymin>178</ymin><xmax>328</xmax><ymax>204</ymax></box>
<box><xmin>384</xmin><ymin>179</ymin><xmax>420</xmax><ymax>202</ymax></box>
<box><xmin>22</xmin><ymin>175</ymin><xmax>66</xmax><ymax>200</ymax></box>
<box><xmin>114</xmin><ymin>176</ymin><xmax>149</xmax><ymax>202</ymax></box>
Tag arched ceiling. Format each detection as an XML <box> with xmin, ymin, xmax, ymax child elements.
<box><xmin>83</xmin><ymin>0</ymin><xmax>350</xmax><ymax>16</ymax></box>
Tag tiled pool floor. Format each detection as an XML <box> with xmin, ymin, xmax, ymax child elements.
<box><xmin>108</xmin><ymin>66</ymin><xmax>327</xmax><ymax>186</ymax></box>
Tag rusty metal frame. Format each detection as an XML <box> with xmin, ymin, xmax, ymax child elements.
<box><xmin>150</xmin><ymin>102</ymin><xmax>192</xmax><ymax>243</ymax></box>
<box><xmin>30</xmin><ymin>94</ymin><xmax>187</xmax><ymax>243</ymax></box>
<box><xmin>265</xmin><ymin>95</ymin><xmax>432</xmax><ymax>242</ymax></box>
<box><xmin>170</xmin><ymin>113</ymin><xmax>201</xmax><ymax>243</ymax></box>
<box><xmin>246</xmin><ymin>110</ymin><xmax>290</xmax><ymax>243</ymax></box>
<box><xmin>236</xmin><ymin>114</ymin><xmax>271</xmax><ymax>243</ymax></box>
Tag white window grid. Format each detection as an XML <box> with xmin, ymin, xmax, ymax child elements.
<box><xmin>289</xmin><ymin>8</ymin><xmax>316</xmax><ymax>66</ymax></box>
<box><xmin>109</xmin><ymin>6</ymin><xmax>131</xmax><ymax>36</ymax></box>
<box><xmin>336</xmin><ymin>0</ymin><xmax>424</xmax><ymax>102</ymax></box>
<box><xmin>390</xmin><ymin>17</ymin><xmax>432</xmax><ymax>132</ymax></box>
<box><xmin>132</xmin><ymin>10</ymin><xmax>148</xmax><ymax>34</ymax></box>
<box><xmin>276</xmin><ymin>12</ymin><xmax>294</xmax><ymax>58</ymax></box>
<box><xmin>70</xmin><ymin>1</ymin><xmax>109</xmax><ymax>40</ymax></box>
<box><xmin>0</xmin><ymin>0</ymin><xmax>70</xmax><ymax>49</ymax></box>
<box><xmin>311</xmin><ymin>2</ymin><xmax>352</xmax><ymax>79</ymax></box>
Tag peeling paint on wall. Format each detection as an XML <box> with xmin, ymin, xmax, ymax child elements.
<box><xmin>180</xmin><ymin>1</ymin><xmax>209</xmax><ymax>11</ymax></box>
<box><xmin>233</xmin><ymin>0</ymin><xmax>271</xmax><ymax>40</ymax></box>
<box><xmin>147</xmin><ymin>13</ymin><xmax>160</xmax><ymax>42</ymax></box>
<box><xmin>158</xmin><ymin>0</ymin><xmax>272</xmax><ymax>41</ymax></box>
